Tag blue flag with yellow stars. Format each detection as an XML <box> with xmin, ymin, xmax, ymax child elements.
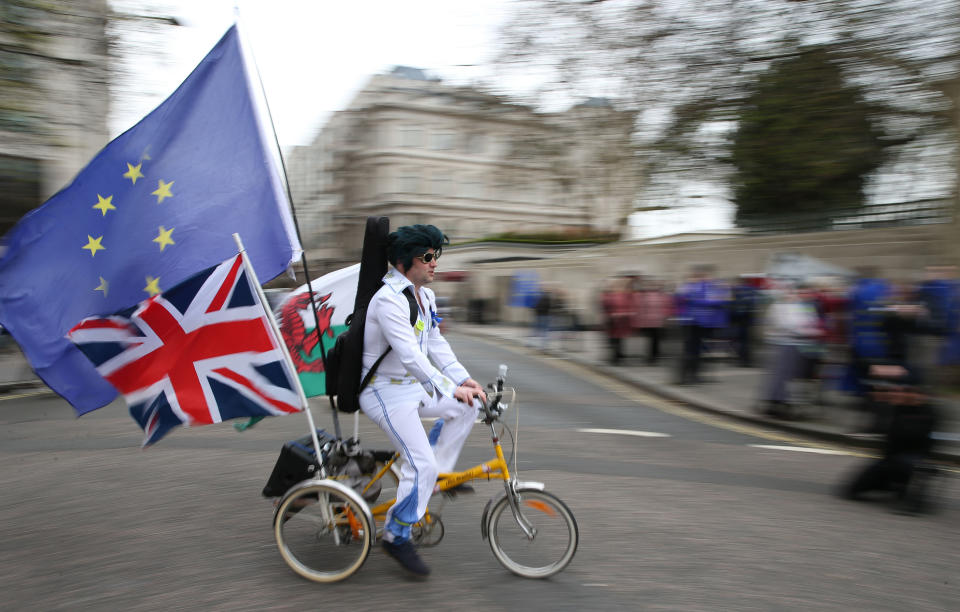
<box><xmin>0</xmin><ymin>25</ymin><xmax>302</xmax><ymax>414</ymax></box>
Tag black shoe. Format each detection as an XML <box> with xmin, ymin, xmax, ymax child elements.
<box><xmin>382</xmin><ymin>539</ymin><xmax>430</xmax><ymax>576</ymax></box>
<box><xmin>442</xmin><ymin>483</ymin><xmax>475</xmax><ymax>498</ymax></box>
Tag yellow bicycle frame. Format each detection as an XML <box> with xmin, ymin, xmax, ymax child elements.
<box><xmin>363</xmin><ymin>427</ymin><xmax>513</xmax><ymax>529</ymax></box>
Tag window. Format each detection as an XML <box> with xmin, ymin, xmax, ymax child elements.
<box><xmin>398</xmin><ymin>167</ymin><xmax>420</xmax><ymax>193</ymax></box>
<box><xmin>432</xmin><ymin>132</ymin><xmax>455</xmax><ymax>151</ymax></box>
<box><xmin>377</xmin><ymin>123</ymin><xmax>394</xmax><ymax>148</ymax></box>
<box><xmin>465</xmin><ymin>132</ymin><xmax>486</xmax><ymax>155</ymax></box>
<box><xmin>370</xmin><ymin>166</ymin><xmax>387</xmax><ymax>197</ymax></box>
<box><xmin>463</xmin><ymin>174</ymin><xmax>484</xmax><ymax>199</ymax></box>
<box><xmin>400</xmin><ymin>125</ymin><xmax>423</xmax><ymax>147</ymax></box>
<box><xmin>430</xmin><ymin>172</ymin><xmax>453</xmax><ymax>196</ymax></box>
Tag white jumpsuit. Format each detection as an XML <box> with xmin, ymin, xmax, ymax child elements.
<box><xmin>358</xmin><ymin>268</ymin><xmax>477</xmax><ymax>543</ymax></box>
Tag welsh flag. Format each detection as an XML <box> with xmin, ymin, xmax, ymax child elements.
<box><xmin>274</xmin><ymin>263</ymin><xmax>360</xmax><ymax>396</ymax></box>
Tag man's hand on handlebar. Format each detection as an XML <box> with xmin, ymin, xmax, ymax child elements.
<box><xmin>462</xmin><ymin>378</ymin><xmax>484</xmax><ymax>393</ymax></box>
<box><xmin>454</xmin><ymin>381</ymin><xmax>487</xmax><ymax>405</ymax></box>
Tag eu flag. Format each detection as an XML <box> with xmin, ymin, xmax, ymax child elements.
<box><xmin>0</xmin><ymin>25</ymin><xmax>302</xmax><ymax>414</ymax></box>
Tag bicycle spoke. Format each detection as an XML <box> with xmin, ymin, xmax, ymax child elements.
<box><xmin>274</xmin><ymin>483</ymin><xmax>372</xmax><ymax>583</ymax></box>
<box><xmin>488</xmin><ymin>490</ymin><xmax>578</xmax><ymax>579</ymax></box>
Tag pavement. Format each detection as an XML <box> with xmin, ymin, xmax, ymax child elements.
<box><xmin>452</xmin><ymin>322</ymin><xmax>960</xmax><ymax>464</ymax></box>
<box><xmin>2</xmin><ymin>325</ymin><xmax>958</xmax><ymax>462</ymax></box>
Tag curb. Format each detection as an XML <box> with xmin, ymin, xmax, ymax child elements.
<box><xmin>457</xmin><ymin>326</ymin><xmax>959</xmax><ymax>465</ymax></box>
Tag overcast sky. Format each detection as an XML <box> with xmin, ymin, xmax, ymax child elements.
<box><xmin>111</xmin><ymin>0</ymin><xmax>735</xmax><ymax>237</ymax></box>
<box><xmin>112</xmin><ymin>0</ymin><xmax>513</xmax><ymax>148</ymax></box>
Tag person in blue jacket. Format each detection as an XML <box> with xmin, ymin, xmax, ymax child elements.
<box><xmin>915</xmin><ymin>265</ymin><xmax>960</xmax><ymax>382</ymax></box>
<box><xmin>847</xmin><ymin>267</ymin><xmax>892</xmax><ymax>431</ymax></box>
<box><xmin>676</xmin><ymin>264</ymin><xmax>729</xmax><ymax>384</ymax></box>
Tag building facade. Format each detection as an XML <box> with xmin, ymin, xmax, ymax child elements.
<box><xmin>287</xmin><ymin>66</ymin><xmax>639</xmax><ymax>270</ymax></box>
<box><xmin>0</xmin><ymin>0</ymin><xmax>112</xmax><ymax>236</ymax></box>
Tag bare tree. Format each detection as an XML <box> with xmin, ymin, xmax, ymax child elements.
<box><xmin>495</xmin><ymin>0</ymin><xmax>960</xmax><ymax>226</ymax></box>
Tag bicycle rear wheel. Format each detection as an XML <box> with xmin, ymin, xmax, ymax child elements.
<box><xmin>486</xmin><ymin>489</ymin><xmax>578</xmax><ymax>578</ymax></box>
<box><xmin>274</xmin><ymin>481</ymin><xmax>373</xmax><ymax>583</ymax></box>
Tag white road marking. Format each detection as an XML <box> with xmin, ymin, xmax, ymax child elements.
<box><xmin>577</xmin><ymin>428</ymin><xmax>671</xmax><ymax>438</ymax></box>
<box><xmin>460</xmin><ymin>334</ymin><xmax>878</xmax><ymax>455</ymax></box>
<box><xmin>749</xmin><ymin>444</ymin><xmax>852</xmax><ymax>456</ymax></box>
<box><xmin>460</xmin><ymin>335</ymin><xmax>960</xmax><ymax>474</ymax></box>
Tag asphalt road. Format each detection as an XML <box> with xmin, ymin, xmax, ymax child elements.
<box><xmin>1</xmin><ymin>333</ymin><xmax>957</xmax><ymax>611</ymax></box>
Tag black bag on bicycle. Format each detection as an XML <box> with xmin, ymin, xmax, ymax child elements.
<box><xmin>261</xmin><ymin>428</ymin><xmax>337</xmax><ymax>497</ymax></box>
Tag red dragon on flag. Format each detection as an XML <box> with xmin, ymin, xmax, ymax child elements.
<box><xmin>274</xmin><ymin>263</ymin><xmax>360</xmax><ymax>396</ymax></box>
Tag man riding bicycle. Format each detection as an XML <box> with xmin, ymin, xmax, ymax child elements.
<box><xmin>358</xmin><ymin>224</ymin><xmax>486</xmax><ymax>576</ymax></box>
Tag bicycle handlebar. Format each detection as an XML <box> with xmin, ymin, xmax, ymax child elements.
<box><xmin>479</xmin><ymin>364</ymin><xmax>508</xmax><ymax>424</ymax></box>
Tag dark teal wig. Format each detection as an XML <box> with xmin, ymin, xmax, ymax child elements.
<box><xmin>387</xmin><ymin>224</ymin><xmax>449</xmax><ymax>270</ymax></box>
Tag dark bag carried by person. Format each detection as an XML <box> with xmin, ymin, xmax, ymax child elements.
<box><xmin>324</xmin><ymin>291</ymin><xmax>417</xmax><ymax>413</ymax></box>
<box><xmin>324</xmin><ymin>217</ymin><xmax>417</xmax><ymax>413</ymax></box>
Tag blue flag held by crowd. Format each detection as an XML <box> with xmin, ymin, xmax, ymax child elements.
<box><xmin>0</xmin><ymin>25</ymin><xmax>301</xmax><ymax>414</ymax></box>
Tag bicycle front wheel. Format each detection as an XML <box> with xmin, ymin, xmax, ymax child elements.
<box><xmin>487</xmin><ymin>489</ymin><xmax>578</xmax><ymax>578</ymax></box>
<box><xmin>273</xmin><ymin>481</ymin><xmax>373</xmax><ymax>583</ymax></box>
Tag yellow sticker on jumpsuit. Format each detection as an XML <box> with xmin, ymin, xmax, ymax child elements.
<box><xmin>415</xmin><ymin>318</ymin><xmax>426</xmax><ymax>334</ymax></box>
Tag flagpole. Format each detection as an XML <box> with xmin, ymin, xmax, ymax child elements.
<box><xmin>234</xmin><ymin>18</ymin><xmax>342</xmax><ymax>440</ymax></box>
<box><xmin>232</xmin><ymin>233</ymin><xmax>324</xmax><ymax>460</ymax></box>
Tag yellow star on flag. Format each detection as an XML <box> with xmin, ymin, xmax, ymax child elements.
<box><xmin>153</xmin><ymin>226</ymin><xmax>175</xmax><ymax>251</ymax></box>
<box><xmin>92</xmin><ymin>194</ymin><xmax>115</xmax><ymax>216</ymax></box>
<box><xmin>123</xmin><ymin>162</ymin><xmax>144</xmax><ymax>185</ymax></box>
<box><xmin>144</xmin><ymin>276</ymin><xmax>161</xmax><ymax>296</ymax></box>
<box><xmin>152</xmin><ymin>179</ymin><xmax>174</xmax><ymax>203</ymax></box>
<box><xmin>82</xmin><ymin>235</ymin><xmax>105</xmax><ymax>257</ymax></box>
<box><xmin>95</xmin><ymin>276</ymin><xmax>109</xmax><ymax>297</ymax></box>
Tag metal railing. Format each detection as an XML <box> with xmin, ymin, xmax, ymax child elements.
<box><xmin>738</xmin><ymin>198</ymin><xmax>953</xmax><ymax>234</ymax></box>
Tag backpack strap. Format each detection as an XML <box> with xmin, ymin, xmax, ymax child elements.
<box><xmin>357</xmin><ymin>287</ymin><xmax>420</xmax><ymax>392</ymax></box>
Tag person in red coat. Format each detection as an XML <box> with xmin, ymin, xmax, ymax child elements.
<box><xmin>602</xmin><ymin>277</ymin><xmax>633</xmax><ymax>365</ymax></box>
<box><xmin>632</xmin><ymin>278</ymin><xmax>673</xmax><ymax>365</ymax></box>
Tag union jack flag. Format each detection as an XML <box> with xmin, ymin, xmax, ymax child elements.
<box><xmin>68</xmin><ymin>253</ymin><xmax>302</xmax><ymax>446</ymax></box>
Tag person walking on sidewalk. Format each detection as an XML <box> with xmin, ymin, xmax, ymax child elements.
<box><xmin>601</xmin><ymin>277</ymin><xmax>633</xmax><ymax>365</ymax></box>
<box><xmin>915</xmin><ymin>264</ymin><xmax>960</xmax><ymax>387</ymax></box>
<box><xmin>760</xmin><ymin>284</ymin><xmax>824</xmax><ymax>419</ymax></box>
<box><xmin>847</xmin><ymin>267</ymin><xmax>892</xmax><ymax>430</ymax></box>
<box><xmin>731</xmin><ymin>275</ymin><xmax>761</xmax><ymax>367</ymax></box>
<box><xmin>633</xmin><ymin>277</ymin><xmax>672</xmax><ymax>365</ymax></box>
<box><xmin>359</xmin><ymin>224</ymin><xmax>487</xmax><ymax>576</ymax></box>
<box><xmin>676</xmin><ymin>265</ymin><xmax>729</xmax><ymax>384</ymax></box>
<box><xmin>533</xmin><ymin>286</ymin><xmax>554</xmax><ymax>350</ymax></box>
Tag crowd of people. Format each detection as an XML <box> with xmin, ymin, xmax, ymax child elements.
<box><xmin>598</xmin><ymin>262</ymin><xmax>957</xmax><ymax>513</ymax></box>
<box><xmin>590</xmin><ymin>264</ymin><xmax>959</xmax><ymax>405</ymax></box>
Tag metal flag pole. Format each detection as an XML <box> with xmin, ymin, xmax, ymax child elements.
<box><xmin>234</xmin><ymin>17</ymin><xmax>342</xmax><ymax>441</ymax></box>
<box><xmin>232</xmin><ymin>233</ymin><xmax>323</xmax><ymax>460</ymax></box>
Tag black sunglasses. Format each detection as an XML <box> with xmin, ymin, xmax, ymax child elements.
<box><xmin>414</xmin><ymin>251</ymin><xmax>440</xmax><ymax>264</ymax></box>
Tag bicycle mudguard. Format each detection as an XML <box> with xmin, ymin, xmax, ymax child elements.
<box><xmin>480</xmin><ymin>481</ymin><xmax>545</xmax><ymax>541</ymax></box>
<box><xmin>273</xmin><ymin>477</ymin><xmax>375</xmax><ymax>530</ymax></box>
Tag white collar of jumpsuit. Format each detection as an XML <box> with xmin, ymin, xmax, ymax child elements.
<box><xmin>383</xmin><ymin>266</ymin><xmax>428</xmax><ymax>336</ymax></box>
<box><xmin>383</xmin><ymin>266</ymin><xmax>416</xmax><ymax>295</ymax></box>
